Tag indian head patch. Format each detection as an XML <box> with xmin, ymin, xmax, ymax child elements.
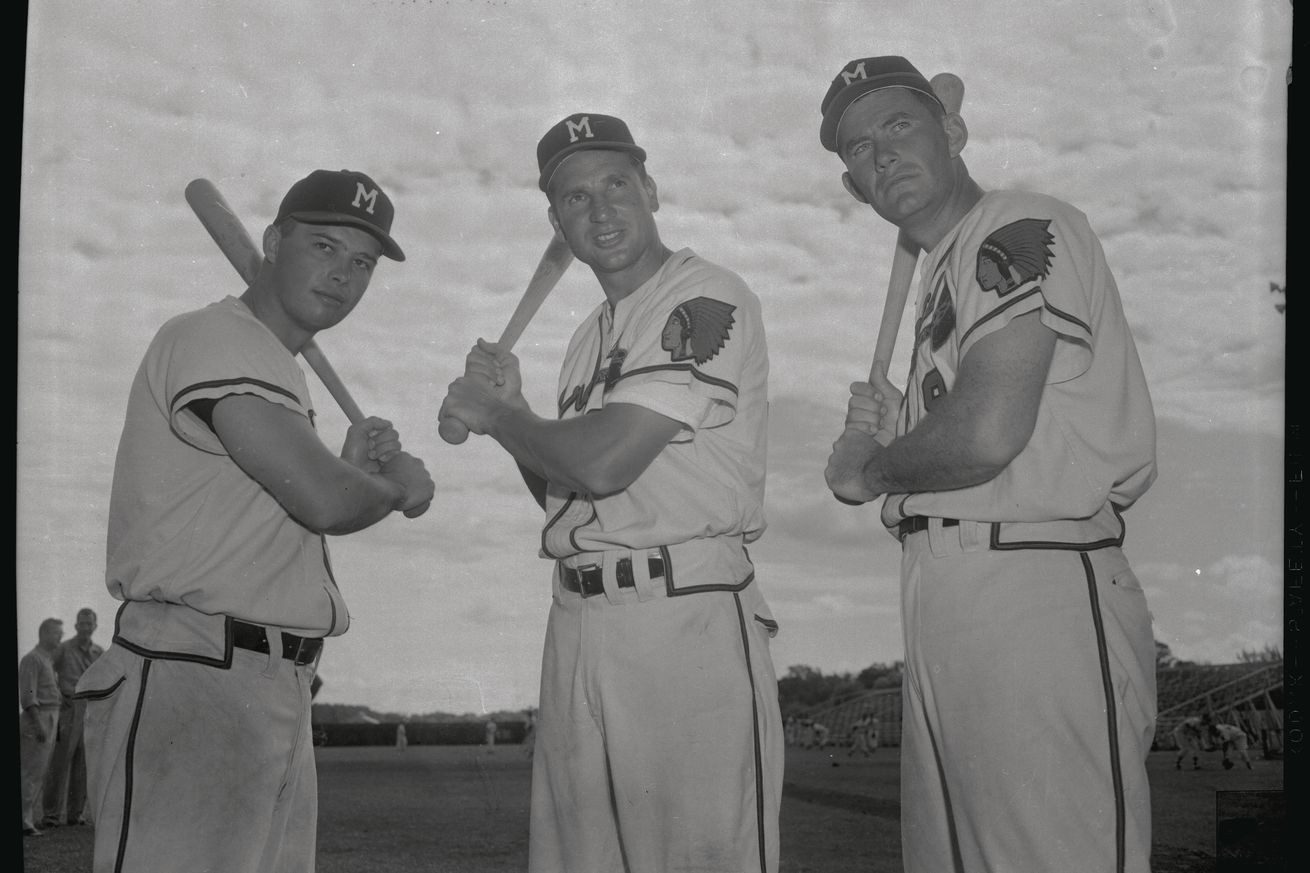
<box><xmin>975</xmin><ymin>218</ymin><xmax>1055</xmax><ymax>297</ymax></box>
<box><xmin>661</xmin><ymin>297</ymin><xmax>736</xmax><ymax>364</ymax></box>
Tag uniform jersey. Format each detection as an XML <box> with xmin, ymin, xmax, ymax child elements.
<box><xmin>543</xmin><ymin>248</ymin><xmax>767</xmax><ymax>578</ymax></box>
<box><xmin>529</xmin><ymin>248</ymin><xmax>782</xmax><ymax>873</ymax></box>
<box><xmin>881</xmin><ymin>191</ymin><xmax>1157</xmax><ymax>542</ymax></box>
<box><xmin>106</xmin><ymin>296</ymin><xmax>349</xmax><ymax>640</ymax></box>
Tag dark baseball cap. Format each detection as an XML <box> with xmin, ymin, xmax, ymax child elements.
<box><xmin>537</xmin><ymin>113</ymin><xmax>647</xmax><ymax>193</ymax></box>
<box><xmin>275</xmin><ymin>169</ymin><xmax>405</xmax><ymax>261</ymax></box>
<box><xmin>819</xmin><ymin>56</ymin><xmax>943</xmax><ymax>153</ymax></box>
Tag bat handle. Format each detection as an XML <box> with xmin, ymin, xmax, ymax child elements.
<box><xmin>438</xmin><ymin>416</ymin><xmax>470</xmax><ymax>445</ymax></box>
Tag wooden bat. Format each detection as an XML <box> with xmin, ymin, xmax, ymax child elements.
<box><xmin>436</xmin><ymin>234</ymin><xmax>575</xmax><ymax>445</ymax></box>
<box><xmin>855</xmin><ymin>72</ymin><xmax>965</xmax><ymax>445</ymax></box>
<box><xmin>183</xmin><ymin>177</ymin><xmax>426</xmax><ymax>517</ymax></box>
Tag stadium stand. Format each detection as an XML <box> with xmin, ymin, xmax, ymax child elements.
<box><xmin>797</xmin><ymin>660</ymin><xmax>1283</xmax><ymax>756</ymax></box>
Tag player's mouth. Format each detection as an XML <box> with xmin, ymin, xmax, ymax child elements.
<box><xmin>593</xmin><ymin>228</ymin><xmax>625</xmax><ymax>248</ymax></box>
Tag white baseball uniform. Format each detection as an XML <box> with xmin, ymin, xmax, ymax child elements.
<box><xmin>530</xmin><ymin>249</ymin><xmax>783</xmax><ymax>873</ymax></box>
<box><xmin>884</xmin><ymin>192</ymin><xmax>1159</xmax><ymax>873</ymax></box>
<box><xmin>1172</xmin><ymin>716</ymin><xmax>1206</xmax><ymax>768</ymax></box>
<box><xmin>1211</xmin><ymin>723</ymin><xmax>1254</xmax><ymax>767</ymax></box>
<box><xmin>76</xmin><ymin>297</ymin><xmax>339</xmax><ymax>873</ymax></box>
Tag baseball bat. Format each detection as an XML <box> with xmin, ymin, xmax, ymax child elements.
<box><xmin>851</xmin><ymin>73</ymin><xmax>965</xmax><ymax>446</ymax></box>
<box><xmin>183</xmin><ymin>178</ymin><xmax>427</xmax><ymax>517</ymax></box>
<box><xmin>436</xmin><ymin>233</ymin><xmax>575</xmax><ymax>445</ymax></box>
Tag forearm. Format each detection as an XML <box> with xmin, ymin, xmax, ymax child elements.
<box><xmin>486</xmin><ymin>406</ymin><xmax>613</xmax><ymax>495</ymax></box>
<box><xmin>862</xmin><ymin>406</ymin><xmax>1013</xmax><ymax>496</ymax></box>
<box><xmin>305</xmin><ymin>466</ymin><xmax>408</xmax><ymax>535</ymax></box>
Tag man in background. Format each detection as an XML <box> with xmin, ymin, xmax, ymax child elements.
<box><xmin>19</xmin><ymin>617</ymin><xmax>64</xmax><ymax>837</ymax></box>
<box><xmin>41</xmin><ymin>607</ymin><xmax>103</xmax><ymax>829</ymax></box>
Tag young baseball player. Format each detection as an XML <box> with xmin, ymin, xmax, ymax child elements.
<box><xmin>441</xmin><ymin>113</ymin><xmax>783</xmax><ymax>873</ymax></box>
<box><xmin>74</xmin><ymin>169</ymin><xmax>435</xmax><ymax>873</ymax></box>
<box><xmin>819</xmin><ymin>58</ymin><xmax>1158</xmax><ymax>873</ymax></box>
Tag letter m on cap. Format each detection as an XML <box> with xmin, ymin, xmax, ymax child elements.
<box><xmin>566</xmin><ymin>116</ymin><xmax>594</xmax><ymax>143</ymax></box>
<box><xmin>841</xmin><ymin>62</ymin><xmax>868</xmax><ymax>85</ymax></box>
<box><xmin>352</xmin><ymin>183</ymin><xmax>379</xmax><ymax>215</ymax></box>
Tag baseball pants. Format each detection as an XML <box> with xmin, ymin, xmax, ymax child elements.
<box><xmin>78</xmin><ymin>643</ymin><xmax>319</xmax><ymax>873</ymax></box>
<box><xmin>899</xmin><ymin>531</ymin><xmax>1157</xmax><ymax>873</ymax></box>
<box><xmin>530</xmin><ymin>580</ymin><xmax>783</xmax><ymax>873</ymax></box>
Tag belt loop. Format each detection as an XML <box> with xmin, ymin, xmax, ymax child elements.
<box><xmin>260</xmin><ymin>630</ymin><xmax>282</xmax><ymax>678</ymax></box>
<box><xmin>602</xmin><ymin>550</ymin><xmax>638</xmax><ymax>606</ymax></box>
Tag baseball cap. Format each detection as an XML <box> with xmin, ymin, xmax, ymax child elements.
<box><xmin>819</xmin><ymin>56</ymin><xmax>944</xmax><ymax>152</ymax></box>
<box><xmin>537</xmin><ymin>113</ymin><xmax>647</xmax><ymax>193</ymax></box>
<box><xmin>275</xmin><ymin>169</ymin><xmax>405</xmax><ymax>261</ymax></box>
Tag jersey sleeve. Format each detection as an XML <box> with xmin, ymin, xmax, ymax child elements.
<box><xmin>145</xmin><ymin>307</ymin><xmax>311</xmax><ymax>455</ymax></box>
<box><xmin>606</xmin><ymin>258</ymin><xmax>762</xmax><ymax>432</ymax></box>
<box><xmin>952</xmin><ymin>199</ymin><xmax>1098</xmax><ymax>385</ymax></box>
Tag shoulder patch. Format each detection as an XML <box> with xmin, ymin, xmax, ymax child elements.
<box><xmin>975</xmin><ymin>218</ymin><xmax>1055</xmax><ymax>297</ymax></box>
<box><xmin>660</xmin><ymin>297</ymin><xmax>736</xmax><ymax>364</ymax></box>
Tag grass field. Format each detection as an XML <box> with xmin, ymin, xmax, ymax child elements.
<box><xmin>19</xmin><ymin>745</ymin><xmax>1286</xmax><ymax>872</ymax></box>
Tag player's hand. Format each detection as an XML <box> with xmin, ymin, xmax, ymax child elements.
<box><xmin>465</xmin><ymin>339</ymin><xmax>528</xmax><ymax>409</ymax></box>
<box><xmin>844</xmin><ymin>362</ymin><xmax>903</xmax><ymax>446</ymax></box>
<box><xmin>825</xmin><ymin>428</ymin><xmax>884</xmax><ymax>505</ymax></box>
<box><xmin>379</xmin><ymin>450</ymin><xmax>435</xmax><ymax>516</ymax></box>
<box><xmin>442</xmin><ymin>374</ymin><xmax>507</xmax><ymax>437</ymax></box>
<box><xmin>341</xmin><ymin>416</ymin><xmax>403</xmax><ymax>473</ymax></box>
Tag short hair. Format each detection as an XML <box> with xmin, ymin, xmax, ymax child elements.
<box><xmin>76</xmin><ymin>608</ymin><xmax>97</xmax><ymax>622</ymax></box>
<box><xmin>39</xmin><ymin>618</ymin><xmax>63</xmax><ymax>635</ymax></box>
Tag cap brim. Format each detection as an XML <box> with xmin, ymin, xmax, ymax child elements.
<box><xmin>821</xmin><ymin>79</ymin><xmax>944</xmax><ymax>152</ymax></box>
<box><xmin>285</xmin><ymin>211</ymin><xmax>406</xmax><ymax>261</ymax></box>
<box><xmin>539</xmin><ymin>143</ymin><xmax>648</xmax><ymax>193</ymax></box>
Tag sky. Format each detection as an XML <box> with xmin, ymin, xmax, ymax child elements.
<box><xmin>19</xmin><ymin>0</ymin><xmax>1289</xmax><ymax>716</ymax></box>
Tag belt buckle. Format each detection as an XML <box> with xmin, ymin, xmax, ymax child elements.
<box><xmin>576</xmin><ymin>563</ymin><xmax>604</xmax><ymax>598</ymax></box>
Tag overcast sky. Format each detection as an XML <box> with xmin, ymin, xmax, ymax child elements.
<box><xmin>19</xmin><ymin>0</ymin><xmax>1289</xmax><ymax>715</ymax></box>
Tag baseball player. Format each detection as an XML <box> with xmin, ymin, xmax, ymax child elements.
<box><xmin>1209</xmin><ymin>722</ymin><xmax>1256</xmax><ymax>769</ymax></box>
<box><xmin>819</xmin><ymin>57</ymin><xmax>1158</xmax><ymax>873</ymax></box>
<box><xmin>1172</xmin><ymin>715</ymin><xmax>1206</xmax><ymax>770</ymax></box>
<box><xmin>848</xmin><ymin>713</ymin><xmax>873</xmax><ymax>757</ymax></box>
<box><xmin>74</xmin><ymin>169</ymin><xmax>435</xmax><ymax>873</ymax></box>
<box><xmin>441</xmin><ymin>113</ymin><xmax>783</xmax><ymax>873</ymax></box>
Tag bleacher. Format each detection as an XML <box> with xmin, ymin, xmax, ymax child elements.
<box><xmin>1153</xmin><ymin>661</ymin><xmax>1283</xmax><ymax>754</ymax></box>
<box><xmin>796</xmin><ymin>660</ymin><xmax>1284</xmax><ymax>755</ymax></box>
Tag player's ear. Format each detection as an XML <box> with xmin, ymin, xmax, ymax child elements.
<box><xmin>262</xmin><ymin>224</ymin><xmax>281</xmax><ymax>264</ymax></box>
<box><xmin>841</xmin><ymin>171</ymin><xmax>869</xmax><ymax>204</ymax></box>
<box><xmin>644</xmin><ymin>175</ymin><xmax>659</xmax><ymax>213</ymax></box>
<box><xmin>547</xmin><ymin>207</ymin><xmax>563</xmax><ymax>239</ymax></box>
<box><xmin>944</xmin><ymin>114</ymin><xmax>968</xmax><ymax>159</ymax></box>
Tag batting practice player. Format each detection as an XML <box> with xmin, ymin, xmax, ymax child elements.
<box><xmin>1210</xmin><ymin>722</ymin><xmax>1255</xmax><ymax>769</ymax></box>
<box><xmin>441</xmin><ymin>113</ymin><xmax>783</xmax><ymax>873</ymax></box>
<box><xmin>1173</xmin><ymin>715</ymin><xmax>1207</xmax><ymax>769</ymax></box>
<box><xmin>75</xmin><ymin>169</ymin><xmax>435</xmax><ymax>873</ymax></box>
<box><xmin>819</xmin><ymin>58</ymin><xmax>1158</xmax><ymax>873</ymax></box>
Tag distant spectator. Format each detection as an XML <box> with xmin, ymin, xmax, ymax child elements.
<box><xmin>523</xmin><ymin>710</ymin><xmax>537</xmax><ymax>760</ymax></box>
<box><xmin>485</xmin><ymin>719</ymin><xmax>498</xmax><ymax>752</ymax></box>
<box><xmin>41</xmin><ymin>607</ymin><xmax>103</xmax><ymax>829</ymax></box>
<box><xmin>395</xmin><ymin>723</ymin><xmax>408</xmax><ymax>752</ymax></box>
<box><xmin>19</xmin><ymin>618</ymin><xmax>64</xmax><ymax>836</ymax></box>
<box><xmin>812</xmin><ymin>721</ymin><xmax>830</xmax><ymax>750</ymax></box>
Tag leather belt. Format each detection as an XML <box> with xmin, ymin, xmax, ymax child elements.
<box><xmin>560</xmin><ymin>555</ymin><xmax>666</xmax><ymax>598</ymax></box>
<box><xmin>231</xmin><ymin>619</ymin><xmax>323</xmax><ymax>666</ymax></box>
<box><xmin>898</xmin><ymin>517</ymin><xmax>959</xmax><ymax>542</ymax></box>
